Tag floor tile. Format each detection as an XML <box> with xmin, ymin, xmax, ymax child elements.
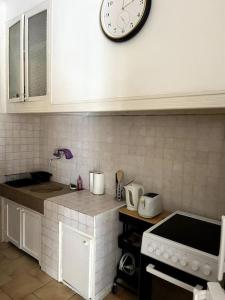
<box><xmin>0</xmin><ymin>242</ymin><xmax>11</xmax><ymax>251</ymax></box>
<box><xmin>34</xmin><ymin>280</ymin><xmax>74</xmax><ymax>300</ymax></box>
<box><xmin>0</xmin><ymin>255</ymin><xmax>38</xmax><ymax>276</ymax></box>
<box><xmin>0</xmin><ymin>242</ymin><xmax>137</xmax><ymax>300</ymax></box>
<box><xmin>1</xmin><ymin>244</ymin><xmax>24</xmax><ymax>260</ymax></box>
<box><xmin>0</xmin><ymin>272</ymin><xmax>12</xmax><ymax>287</ymax></box>
<box><xmin>114</xmin><ymin>289</ymin><xmax>137</xmax><ymax>300</ymax></box>
<box><xmin>104</xmin><ymin>294</ymin><xmax>119</xmax><ymax>300</ymax></box>
<box><xmin>28</xmin><ymin>267</ymin><xmax>52</xmax><ymax>284</ymax></box>
<box><xmin>0</xmin><ymin>289</ymin><xmax>11</xmax><ymax>300</ymax></box>
<box><xmin>23</xmin><ymin>294</ymin><xmax>41</xmax><ymax>300</ymax></box>
<box><xmin>0</xmin><ymin>252</ymin><xmax>6</xmax><ymax>263</ymax></box>
<box><xmin>1</xmin><ymin>272</ymin><xmax>44</xmax><ymax>299</ymax></box>
<box><xmin>69</xmin><ymin>294</ymin><xmax>84</xmax><ymax>300</ymax></box>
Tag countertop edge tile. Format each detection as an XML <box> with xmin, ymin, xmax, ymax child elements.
<box><xmin>47</xmin><ymin>190</ymin><xmax>125</xmax><ymax>217</ymax></box>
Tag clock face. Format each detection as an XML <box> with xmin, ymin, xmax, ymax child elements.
<box><xmin>100</xmin><ymin>0</ymin><xmax>151</xmax><ymax>42</ymax></box>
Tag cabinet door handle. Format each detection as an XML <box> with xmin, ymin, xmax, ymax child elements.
<box><xmin>83</xmin><ymin>240</ymin><xmax>88</xmax><ymax>246</ymax></box>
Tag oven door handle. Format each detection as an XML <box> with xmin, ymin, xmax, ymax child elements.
<box><xmin>218</xmin><ymin>216</ymin><xmax>225</xmax><ymax>281</ymax></box>
<box><xmin>146</xmin><ymin>264</ymin><xmax>203</xmax><ymax>293</ymax></box>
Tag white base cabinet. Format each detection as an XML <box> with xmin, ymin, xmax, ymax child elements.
<box><xmin>6</xmin><ymin>200</ymin><xmax>21</xmax><ymax>247</ymax></box>
<box><xmin>21</xmin><ymin>208</ymin><xmax>42</xmax><ymax>260</ymax></box>
<box><xmin>60</xmin><ymin>224</ymin><xmax>94</xmax><ymax>300</ymax></box>
<box><xmin>2</xmin><ymin>198</ymin><xmax>42</xmax><ymax>261</ymax></box>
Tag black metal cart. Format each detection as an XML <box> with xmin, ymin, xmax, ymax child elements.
<box><xmin>112</xmin><ymin>208</ymin><xmax>167</xmax><ymax>295</ymax></box>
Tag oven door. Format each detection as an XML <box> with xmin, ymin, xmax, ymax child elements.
<box><xmin>139</xmin><ymin>256</ymin><xmax>207</xmax><ymax>300</ymax></box>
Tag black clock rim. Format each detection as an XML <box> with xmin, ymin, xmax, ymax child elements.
<box><xmin>100</xmin><ymin>0</ymin><xmax>152</xmax><ymax>42</ymax></box>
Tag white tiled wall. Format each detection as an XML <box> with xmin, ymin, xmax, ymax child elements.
<box><xmin>0</xmin><ymin>114</ymin><xmax>40</xmax><ymax>182</ymax></box>
<box><xmin>1</xmin><ymin>113</ymin><xmax>225</xmax><ymax>220</ymax></box>
<box><xmin>39</xmin><ymin>114</ymin><xmax>225</xmax><ymax>220</ymax></box>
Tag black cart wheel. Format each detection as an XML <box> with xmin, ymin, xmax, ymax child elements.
<box><xmin>112</xmin><ymin>283</ymin><xmax>118</xmax><ymax>294</ymax></box>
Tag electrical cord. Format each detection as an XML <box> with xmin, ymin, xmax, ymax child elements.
<box><xmin>119</xmin><ymin>253</ymin><xmax>136</xmax><ymax>276</ymax></box>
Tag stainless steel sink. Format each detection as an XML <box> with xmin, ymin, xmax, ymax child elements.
<box><xmin>29</xmin><ymin>184</ymin><xmax>63</xmax><ymax>193</ymax></box>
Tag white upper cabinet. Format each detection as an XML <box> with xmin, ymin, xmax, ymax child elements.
<box><xmin>5</xmin><ymin>0</ymin><xmax>225</xmax><ymax>112</ymax></box>
<box><xmin>50</xmin><ymin>0</ymin><xmax>225</xmax><ymax>110</ymax></box>
<box><xmin>7</xmin><ymin>1</ymin><xmax>48</xmax><ymax>103</ymax></box>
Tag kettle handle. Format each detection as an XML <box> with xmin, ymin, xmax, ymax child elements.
<box><xmin>140</xmin><ymin>186</ymin><xmax>144</xmax><ymax>197</ymax></box>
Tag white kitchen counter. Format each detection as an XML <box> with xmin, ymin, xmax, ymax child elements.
<box><xmin>47</xmin><ymin>190</ymin><xmax>125</xmax><ymax>216</ymax></box>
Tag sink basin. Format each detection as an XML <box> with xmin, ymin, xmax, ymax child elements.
<box><xmin>29</xmin><ymin>184</ymin><xmax>63</xmax><ymax>193</ymax></box>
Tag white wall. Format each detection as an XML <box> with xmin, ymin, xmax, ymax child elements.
<box><xmin>4</xmin><ymin>0</ymin><xmax>45</xmax><ymax>20</ymax></box>
<box><xmin>52</xmin><ymin>0</ymin><xmax>225</xmax><ymax>104</ymax></box>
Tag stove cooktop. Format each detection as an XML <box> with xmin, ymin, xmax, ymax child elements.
<box><xmin>151</xmin><ymin>213</ymin><xmax>221</xmax><ymax>256</ymax></box>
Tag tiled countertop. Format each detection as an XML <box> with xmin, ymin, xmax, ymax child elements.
<box><xmin>47</xmin><ymin>189</ymin><xmax>125</xmax><ymax>216</ymax></box>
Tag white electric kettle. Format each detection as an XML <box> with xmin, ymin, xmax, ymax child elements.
<box><xmin>124</xmin><ymin>183</ymin><xmax>144</xmax><ymax>211</ymax></box>
<box><xmin>138</xmin><ymin>193</ymin><xmax>162</xmax><ymax>218</ymax></box>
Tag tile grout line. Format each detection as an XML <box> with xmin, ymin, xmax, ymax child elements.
<box><xmin>0</xmin><ymin>287</ymin><xmax>14</xmax><ymax>300</ymax></box>
<box><xmin>30</xmin><ymin>278</ymin><xmax>54</xmax><ymax>296</ymax></box>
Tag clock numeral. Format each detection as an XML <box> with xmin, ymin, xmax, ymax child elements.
<box><xmin>137</xmin><ymin>12</ymin><xmax>141</xmax><ymax>17</ymax></box>
<box><xmin>130</xmin><ymin>22</ymin><xmax>134</xmax><ymax>28</ymax></box>
<box><xmin>105</xmin><ymin>13</ymin><xmax>110</xmax><ymax>17</ymax></box>
<box><xmin>140</xmin><ymin>0</ymin><xmax>144</xmax><ymax>4</ymax></box>
<box><xmin>113</xmin><ymin>28</ymin><xmax>117</xmax><ymax>32</ymax></box>
<box><xmin>107</xmin><ymin>1</ymin><xmax>113</xmax><ymax>7</ymax></box>
<box><xmin>108</xmin><ymin>23</ymin><xmax>112</xmax><ymax>27</ymax></box>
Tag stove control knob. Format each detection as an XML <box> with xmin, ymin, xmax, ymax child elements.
<box><xmin>191</xmin><ymin>260</ymin><xmax>200</xmax><ymax>272</ymax></box>
<box><xmin>153</xmin><ymin>242</ymin><xmax>158</xmax><ymax>249</ymax></box>
<box><xmin>148</xmin><ymin>245</ymin><xmax>154</xmax><ymax>253</ymax></box>
<box><xmin>180</xmin><ymin>258</ymin><xmax>188</xmax><ymax>267</ymax></box>
<box><xmin>163</xmin><ymin>252</ymin><xmax>170</xmax><ymax>260</ymax></box>
<box><xmin>171</xmin><ymin>255</ymin><xmax>178</xmax><ymax>263</ymax></box>
<box><xmin>202</xmin><ymin>265</ymin><xmax>212</xmax><ymax>276</ymax></box>
<box><xmin>155</xmin><ymin>248</ymin><xmax>162</xmax><ymax>256</ymax></box>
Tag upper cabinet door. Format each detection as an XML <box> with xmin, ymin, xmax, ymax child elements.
<box><xmin>25</xmin><ymin>4</ymin><xmax>48</xmax><ymax>101</ymax></box>
<box><xmin>8</xmin><ymin>16</ymin><xmax>24</xmax><ymax>102</ymax></box>
<box><xmin>7</xmin><ymin>1</ymin><xmax>49</xmax><ymax>104</ymax></box>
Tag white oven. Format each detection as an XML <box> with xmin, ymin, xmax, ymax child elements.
<box><xmin>140</xmin><ymin>212</ymin><xmax>225</xmax><ymax>300</ymax></box>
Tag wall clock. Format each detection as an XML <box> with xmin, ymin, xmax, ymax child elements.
<box><xmin>100</xmin><ymin>0</ymin><xmax>152</xmax><ymax>42</ymax></box>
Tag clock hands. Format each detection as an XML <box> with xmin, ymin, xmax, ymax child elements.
<box><xmin>122</xmin><ymin>0</ymin><xmax>135</xmax><ymax>9</ymax></box>
<box><xmin>121</xmin><ymin>16</ymin><xmax>125</xmax><ymax>23</ymax></box>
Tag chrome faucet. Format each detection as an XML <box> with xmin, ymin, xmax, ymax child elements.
<box><xmin>49</xmin><ymin>148</ymin><xmax>73</xmax><ymax>170</ymax></box>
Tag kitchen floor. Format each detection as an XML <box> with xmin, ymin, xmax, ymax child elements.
<box><xmin>0</xmin><ymin>242</ymin><xmax>137</xmax><ymax>300</ymax></box>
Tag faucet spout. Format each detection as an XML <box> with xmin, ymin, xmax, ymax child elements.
<box><xmin>53</xmin><ymin>148</ymin><xmax>73</xmax><ymax>160</ymax></box>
